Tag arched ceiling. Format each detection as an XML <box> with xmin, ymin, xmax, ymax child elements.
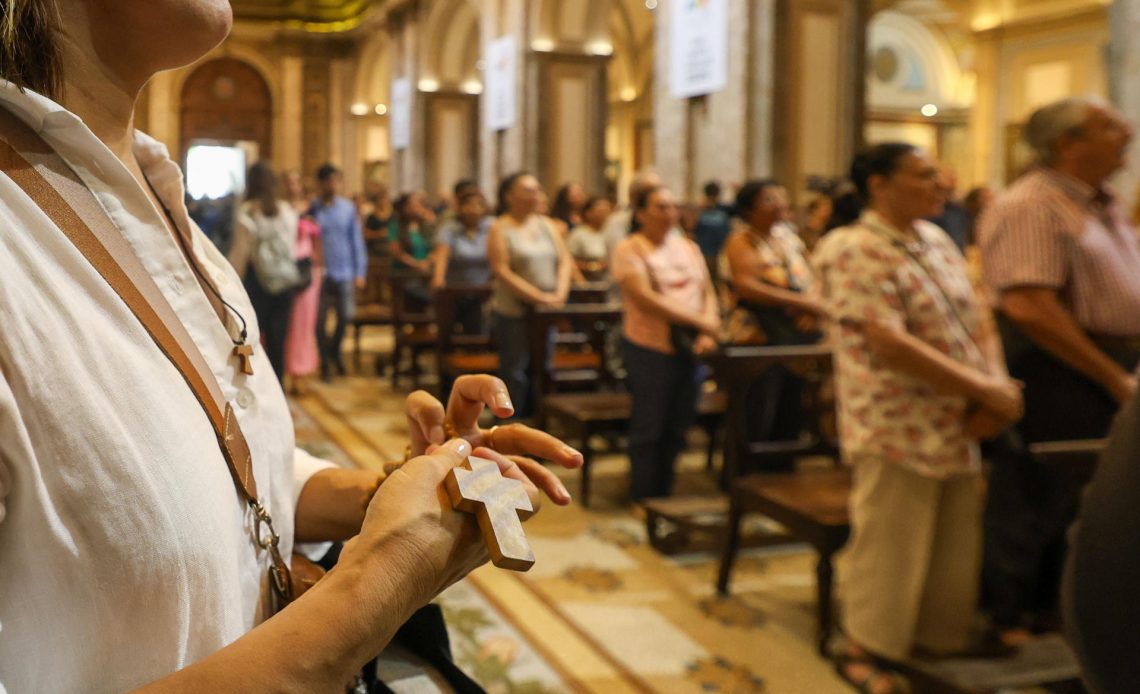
<box><xmin>608</xmin><ymin>0</ymin><xmax>655</xmax><ymax>101</ymax></box>
<box><xmin>420</xmin><ymin>0</ymin><xmax>481</xmax><ymax>86</ymax></box>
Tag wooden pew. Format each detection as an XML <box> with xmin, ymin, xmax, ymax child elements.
<box><xmin>529</xmin><ymin>303</ymin><xmax>622</xmax><ymax>401</ymax></box>
<box><xmin>388</xmin><ymin>270</ymin><xmax>436</xmax><ymax>388</ymax></box>
<box><xmin>350</xmin><ymin>256</ymin><xmax>393</xmax><ymax>372</ymax></box>
<box><xmin>704</xmin><ymin>345</ymin><xmax>847</xmax><ymax>656</ymax></box>
<box><xmin>544</xmin><ymin>389</ymin><xmax>727</xmax><ymax>508</ymax></box>
<box><xmin>433</xmin><ymin>284</ymin><xmax>495</xmax><ymax>400</ymax></box>
<box><xmin>568</xmin><ymin>281</ymin><xmax>613</xmax><ymax>304</ymax></box>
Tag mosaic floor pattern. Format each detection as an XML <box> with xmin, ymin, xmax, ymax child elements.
<box><xmin>292</xmin><ymin>373</ymin><xmax>847</xmax><ymax>694</ymax></box>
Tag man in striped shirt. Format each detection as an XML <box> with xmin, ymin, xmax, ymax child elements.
<box><xmin>977</xmin><ymin>96</ymin><xmax>1140</xmax><ymax>641</ymax></box>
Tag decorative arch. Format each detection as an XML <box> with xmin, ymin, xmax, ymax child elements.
<box><xmin>867</xmin><ymin>10</ymin><xmax>965</xmax><ymax>110</ymax></box>
<box><xmin>179</xmin><ymin>57</ymin><xmax>273</xmax><ymax>159</ymax></box>
<box><xmin>420</xmin><ymin>0</ymin><xmax>481</xmax><ymax>87</ymax></box>
<box><xmin>172</xmin><ymin>42</ymin><xmax>281</xmax><ymax>115</ymax></box>
<box><xmin>532</xmin><ymin>0</ymin><xmax>610</xmax><ymax>46</ymax></box>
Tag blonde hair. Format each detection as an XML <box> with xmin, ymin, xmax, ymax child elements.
<box><xmin>1</xmin><ymin>0</ymin><xmax>61</xmax><ymax>98</ymax></box>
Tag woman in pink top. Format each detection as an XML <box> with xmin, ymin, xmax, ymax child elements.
<box><xmin>612</xmin><ymin>185</ymin><xmax>720</xmax><ymax>501</ymax></box>
<box><xmin>284</xmin><ymin>170</ymin><xmax>323</xmax><ymax>394</ymax></box>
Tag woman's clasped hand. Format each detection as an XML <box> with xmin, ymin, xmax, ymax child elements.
<box><xmin>341</xmin><ymin>374</ymin><xmax>584</xmax><ymax>604</ymax></box>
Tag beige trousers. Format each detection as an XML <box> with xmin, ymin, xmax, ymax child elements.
<box><xmin>840</xmin><ymin>458</ymin><xmax>982</xmax><ymax>661</ymax></box>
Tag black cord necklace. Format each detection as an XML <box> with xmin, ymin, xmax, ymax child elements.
<box><xmin>142</xmin><ymin>174</ymin><xmax>255</xmax><ymax>374</ymax></box>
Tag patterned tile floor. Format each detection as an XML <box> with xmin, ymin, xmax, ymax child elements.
<box><xmin>291</xmin><ymin>362</ymin><xmax>848</xmax><ymax>693</ymax></box>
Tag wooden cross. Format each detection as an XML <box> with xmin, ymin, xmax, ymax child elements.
<box><xmin>233</xmin><ymin>343</ymin><xmax>255</xmax><ymax>376</ymax></box>
<box><xmin>445</xmin><ymin>455</ymin><xmax>535</xmax><ymax>572</ymax></box>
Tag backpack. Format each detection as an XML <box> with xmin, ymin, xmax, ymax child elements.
<box><xmin>247</xmin><ymin>204</ymin><xmax>303</xmax><ymax>295</ymax></box>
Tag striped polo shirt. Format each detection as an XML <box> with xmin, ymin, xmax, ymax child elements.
<box><xmin>978</xmin><ymin>167</ymin><xmax>1140</xmax><ymax>337</ymax></box>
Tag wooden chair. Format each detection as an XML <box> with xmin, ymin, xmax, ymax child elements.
<box><xmin>350</xmin><ymin>256</ymin><xmax>393</xmax><ymax>372</ymax></box>
<box><xmin>705</xmin><ymin>345</ymin><xmax>846</xmax><ymax>655</ymax></box>
<box><xmin>544</xmin><ymin>389</ymin><xmax>726</xmax><ymax>509</ymax></box>
<box><xmin>1028</xmin><ymin>438</ymin><xmax>1106</xmax><ymax>481</ymax></box>
<box><xmin>567</xmin><ymin>281</ymin><xmax>613</xmax><ymax>304</ymax></box>
<box><xmin>388</xmin><ymin>270</ymin><xmax>437</xmax><ymax>388</ymax></box>
<box><xmin>433</xmin><ymin>284</ymin><xmax>496</xmax><ymax>399</ymax></box>
<box><xmin>529</xmin><ymin>303</ymin><xmax>622</xmax><ymax>402</ymax></box>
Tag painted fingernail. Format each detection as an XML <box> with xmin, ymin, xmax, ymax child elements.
<box><xmin>448</xmin><ymin>438</ymin><xmax>471</xmax><ymax>456</ymax></box>
<box><xmin>429</xmin><ymin>425</ymin><xmax>445</xmax><ymax>444</ymax></box>
<box><xmin>494</xmin><ymin>392</ymin><xmax>514</xmax><ymax>411</ymax></box>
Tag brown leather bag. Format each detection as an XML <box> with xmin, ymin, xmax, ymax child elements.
<box><xmin>0</xmin><ymin>108</ymin><xmax>305</xmax><ymax>611</ymax></box>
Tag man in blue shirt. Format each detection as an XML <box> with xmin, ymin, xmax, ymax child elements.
<box><xmin>693</xmin><ymin>180</ymin><xmax>733</xmax><ymax>286</ymax></box>
<box><xmin>311</xmin><ymin>163</ymin><xmax>366</xmax><ymax>379</ymax></box>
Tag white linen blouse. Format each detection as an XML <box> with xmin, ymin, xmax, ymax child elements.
<box><xmin>0</xmin><ymin>82</ymin><xmax>333</xmax><ymax>692</ymax></box>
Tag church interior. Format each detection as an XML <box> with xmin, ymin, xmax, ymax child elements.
<box><xmin>20</xmin><ymin>0</ymin><xmax>1140</xmax><ymax>691</ymax></box>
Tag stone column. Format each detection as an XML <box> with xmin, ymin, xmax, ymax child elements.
<box><xmin>1109</xmin><ymin>0</ymin><xmax>1140</xmax><ymax>211</ymax></box>
<box><xmin>969</xmin><ymin>26</ymin><xmax>1003</xmax><ymax>188</ymax></box>
<box><xmin>388</xmin><ymin>6</ymin><xmax>428</xmax><ymax>193</ymax></box>
<box><xmin>301</xmin><ymin>54</ymin><xmax>332</xmax><ymax>177</ymax></box>
<box><xmin>771</xmin><ymin>0</ymin><xmax>867</xmax><ymax>202</ymax></box>
<box><xmin>145</xmin><ymin>72</ymin><xmax>178</xmax><ymax>150</ymax></box>
<box><xmin>652</xmin><ymin>0</ymin><xmax>779</xmax><ymax>201</ymax></box>
<box><xmin>278</xmin><ymin>55</ymin><xmax>304</xmax><ymax>174</ymax></box>
<box><xmin>478</xmin><ymin>0</ymin><xmax>531</xmax><ymax>195</ymax></box>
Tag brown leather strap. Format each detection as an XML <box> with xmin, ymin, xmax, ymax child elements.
<box><xmin>0</xmin><ymin>108</ymin><xmax>293</xmax><ymax>604</ymax></box>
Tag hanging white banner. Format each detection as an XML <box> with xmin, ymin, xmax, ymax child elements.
<box><xmin>669</xmin><ymin>0</ymin><xmax>729</xmax><ymax>99</ymax></box>
<box><xmin>485</xmin><ymin>36</ymin><xmax>518</xmax><ymax>131</ymax></box>
<box><xmin>391</xmin><ymin>78</ymin><xmax>412</xmax><ymax>150</ymax></box>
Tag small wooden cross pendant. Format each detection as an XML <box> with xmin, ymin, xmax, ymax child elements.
<box><xmin>445</xmin><ymin>455</ymin><xmax>535</xmax><ymax>571</ymax></box>
<box><xmin>233</xmin><ymin>343</ymin><xmax>255</xmax><ymax>376</ymax></box>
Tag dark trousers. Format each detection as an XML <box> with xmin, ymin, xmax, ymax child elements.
<box><xmin>245</xmin><ymin>274</ymin><xmax>294</xmax><ymax>382</ymax></box>
<box><xmin>981</xmin><ymin>317</ymin><xmax>1140</xmax><ymax>628</ymax></box>
<box><xmin>491</xmin><ymin>312</ymin><xmax>535</xmax><ymax>419</ymax></box>
<box><xmin>455</xmin><ymin>296</ymin><xmax>486</xmax><ymax>336</ymax></box>
<box><xmin>740</xmin><ymin>366</ymin><xmax>805</xmax><ymax>474</ymax></box>
<box><xmin>318</xmin><ymin>278</ymin><xmax>355</xmax><ymax>375</ymax></box>
<box><xmin>624</xmin><ymin>339</ymin><xmax>700</xmax><ymax>501</ymax></box>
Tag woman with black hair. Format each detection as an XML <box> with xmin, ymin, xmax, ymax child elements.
<box><xmin>388</xmin><ymin>190</ymin><xmax>436</xmax><ymax>308</ymax></box>
<box><xmin>814</xmin><ymin>143</ymin><xmax>1023</xmax><ymax>691</ymax></box>
<box><xmin>612</xmin><ymin>185</ymin><xmax>720</xmax><ymax>501</ymax></box>
<box><xmin>228</xmin><ymin>160</ymin><xmax>299</xmax><ymax>381</ymax></box>
<box><xmin>566</xmin><ymin>195</ymin><xmax>614</xmax><ymax>281</ymax></box>
<box><xmin>388</xmin><ymin>190</ymin><xmax>435</xmax><ymax>275</ymax></box>
<box><xmin>551</xmin><ymin>181</ymin><xmax>587</xmax><ymax>230</ymax></box>
<box><xmin>720</xmin><ymin>179</ymin><xmax>824</xmax><ymax>471</ymax></box>
<box><xmin>488</xmin><ymin>172</ymin><xmax>574</xmax><ymax>418</ymax></box>
<box><xmin>721</xmin><ymin>179</ymin><xmax>823</xmax><ymax>346</ymax></box>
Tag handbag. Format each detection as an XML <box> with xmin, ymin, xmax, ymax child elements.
<box><xmin>0</xmin><ymin>107</ymin><xmax>297</xmax><ymax>612</ymax></box>
<box><xmin>295</xmin><ymin>256</ymin><xmax>314</xmax><ymax>291</ymax></box>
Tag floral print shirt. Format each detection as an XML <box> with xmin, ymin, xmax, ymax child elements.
<box><xmin>812</xmin><ymin>211</ymin><xmax>987</xmax><ymax>478</ymax></box>
<box><xmin>719</xmin><ymin>221</ymin><xmax>814</xmax><ymax>345</ymax></box>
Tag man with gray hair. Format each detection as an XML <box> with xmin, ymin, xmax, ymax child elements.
<box><xmin>977</xmin><ymin>96</ymin><xmax>1140</xmax><ymax>642</ymax></box>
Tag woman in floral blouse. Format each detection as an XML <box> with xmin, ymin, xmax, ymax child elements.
<box><xmin>813</xmin><ymin>143</ymin><xmax>1024</xmax><ymax>692</ymax></box>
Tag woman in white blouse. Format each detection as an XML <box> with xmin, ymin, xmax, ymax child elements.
<box><xmin>0</xmin><ymin>1</ymin><xmax>580</xmax><ymax>691</ymax></box>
